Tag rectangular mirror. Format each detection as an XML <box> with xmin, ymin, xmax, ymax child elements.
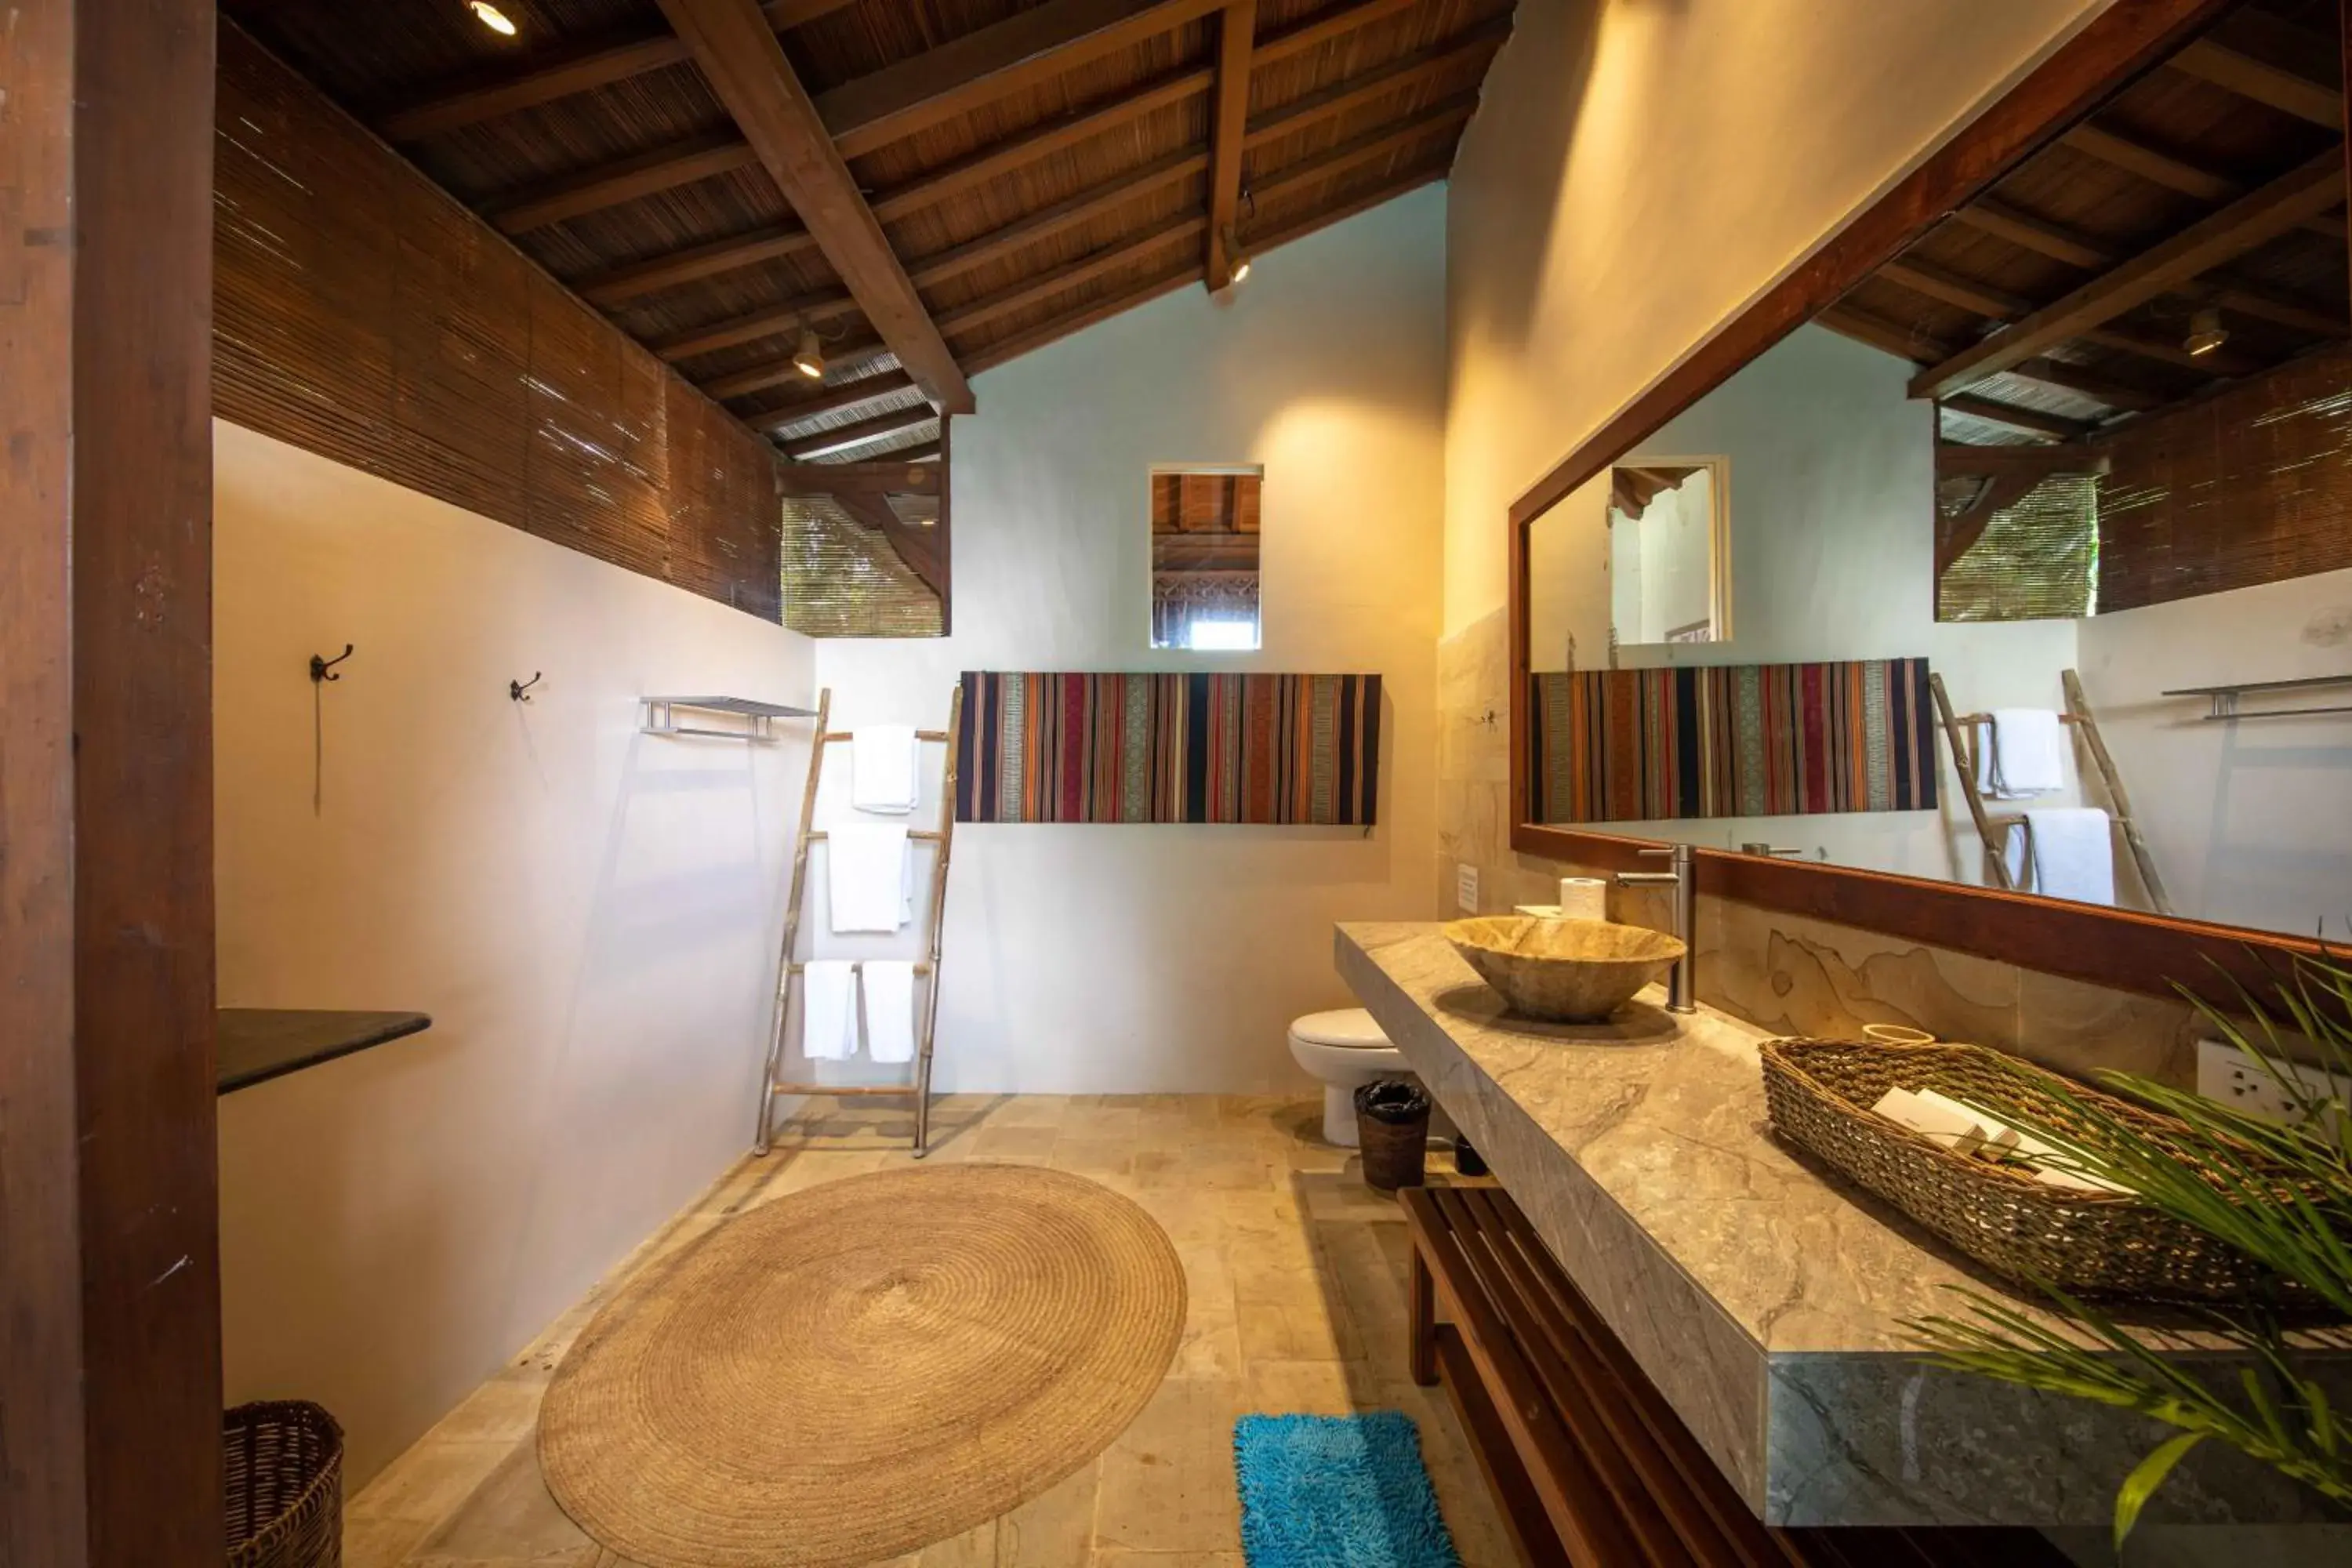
<box><xmin>1513</xmin><ymin>0</ymin><xmax>2352</xmax><ymax>947</ymax></box>
<box><xmin>1151</xmin><ymin>466</ymin><xmax>1263</xmax><ymax>651</ymax></box>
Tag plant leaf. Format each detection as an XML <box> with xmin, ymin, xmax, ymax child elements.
<box><xmin>2114</xmin><ymin>1431</ymin><xmax>2205</xmax><ymax>1551</ymax></box>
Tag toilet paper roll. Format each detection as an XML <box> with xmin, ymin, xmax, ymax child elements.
<box><xmin>1557</xmin><ymin>877</ymin><xmax>1608</xmax><ymax>921</ymax></box>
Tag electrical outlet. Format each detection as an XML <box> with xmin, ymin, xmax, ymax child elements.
<box><xmin>1455</xmin><ymin>862</ymin><xmax>1479</xmax><ymax>914</ymax></box>
<box><xmin>2196</xmin><ymin>1038</ymin><xmax>2350</xmax><ymax>1126</ymax></box>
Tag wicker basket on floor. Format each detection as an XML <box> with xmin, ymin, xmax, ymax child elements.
<box><xmin>227</xmin><ymin>1400</ymin><xmax>343</xmax><ymax>1568</ymax></box>
<box><xmin>1760</xmin><ymin>1037</ymin><xmax>2314</xmax><ymax>1304</ymax></box>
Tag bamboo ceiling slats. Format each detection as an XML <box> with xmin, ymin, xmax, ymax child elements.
<box><xmin>226</xmin><ymin>0</ymin><xmax>1516</xmax><ymax>462</ymax></box>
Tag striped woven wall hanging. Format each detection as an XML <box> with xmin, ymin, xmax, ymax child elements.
<box><xmin>955</xmin><ymin>673</ymin><xmax>1381</xmax><ymax>826</ymax></box>
<box><xmin>1528</xmin><ymin>660</ymin><xmax>1937</xmax><ymax>824</ymax></box>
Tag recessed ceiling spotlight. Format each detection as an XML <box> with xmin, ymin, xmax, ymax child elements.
<box><xmin>470</xmin><ymin>2</ymin><xmax>519</xmax><ymax>36</ymax></box>
<box><xmin>2185</xmin><ymin>305</ymin><xmax>2228</xmax><ymax>358</ymax></box>
<box><xmin>793</xmin><ymin>326</ymin><xmax>826</xmax><ymax>380</ymax></box>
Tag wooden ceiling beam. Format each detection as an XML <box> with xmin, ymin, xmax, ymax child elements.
<box><xmin>2005</xmin><ymin>356</ymin><xmax>2168</xmax><ymax>412</ymax></box>
<box><xmin>822</xmin><ymin>0</ymin><xmax>1227</xmax><ymax>160</ymax></box>
<box><xmin>658</xmin><ymin>0</ymin><xmax>973</xmax><ymax>413</ymax></box>
<box><xmin>1936</xmin><ymin>441</ymin><xmax>2111</xmax><ymax>475</ymax></box>
<box><xmin>1908</xmin><ymin>149</ymin><xmax>2342</xmax><ymax>399</ymax></box>
<box><xmin>1877</xmin><ymin>257</ymin><xmax>2030</xmax><ymax>319</ymax></box>
<box><xmin>650</xmin><ymin>285</ymin><xmax>858</xmax><ymax>361</ymax></box>
<box><xmin>487</xmin><ymin>134</ymin><xmax>758</xmax><ymax>234</ymax></box>
<box><xmin>2170</xmin><ymin>38</ymin><xmax>2342</xmax><ymax>127</ymax></box>
<box><xmin>579</xmin><ymin>223</ymin><xmax>819</xmax><ymax>305</ymax></box>
<box><xmin>942</xmin><ymin>214</ymin><xmax>1207</xmax><ymax>339</ymax></box>
<box><xmin>565</xmin><ymin>0</ymin><xmax>1466</xmax><ymax>305</ymax></box>
<box><xmin>777</xmin><ymin>459</ymin><xmax>939</xmax><ymax>496</ymax></box>
<box><xmin>710</xmin><ymin>335</ymin><xmax>888</xmax><ymax>401</ymax></box>
<box><xmin>2063</xmin><ymin>123</ymin><xmax>2238</xmax><ymax>200</ymax></box>
<box><xmin>1205</xmin><ymin>0</ymin><xmax>1258</xmax><ymax>291</ymax></box>
<box><xmin>376</xmin><ymin>0</ymin><xmax>859</xmax><ymax>140</ymax></box>
<box><xmin>1937</xmin><ymin>395</ymin><xmax>2092</xmax><ymax>441</ymax></box>
<box><xmin>1249</xmin><ymin>92</ymin><xmax>1478</xmax><ymax>203</ymax></box>
<box><xmin>784</xmin><ymin>405</ymin><xmax>939</xmax><ymax>460</ymax></box>
<box><xmin>1241</xmin><ymin>17</ymin><xmax>1508</xmax><ymax>151</ymax></box>
<box><xmin>750</xmin><ymin>371</ymin><xmax>920</xmax><ymax>434</ymax></box>
<box><xmin>909</xmin><ymin>144</ymin><xmax>1209</xmax><ymax>294</ymax></box>
<box><xmin>2081</xmin><ymin>322</ymin><xmax>2263</xmax><ymax>376</ymax></box>
<box><xmin>1816</xmin><ymin>304</ymin><xmax>1952</xmax><ymax>364</ymax></box>
<box><xmin>958</xmin><ymin>151</ymin><xmax>1450</xmax><ymax>375</ymax></box>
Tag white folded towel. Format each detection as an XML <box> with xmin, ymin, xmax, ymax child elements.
<box><xmin>826</xmin><ymin>823</ymin><xmax>910</xmax><ymax>934</ymax></box>
<box><xmin>862</xmin><ymin>961</ymin><xmax>919</xmax><ymax>1065</ymax></box>
<box><xmin>851</xmin><ymin>724</ymin><xmax>921</xmax><ymax>815</ymax></box>
<box><xmin>1979</xmin><ymin>709</ymin><xmax>2065</xmax><ymax>798</ymax></box>
<box><xmin>2003</xmin><ymin>808</ymin><xmax>2114</xmax><ymax>906</ymax></box>
<box><xmin>801</xmin><ymin>960</ymin><xmax>857</xmax><ymax>1061</ymax></box>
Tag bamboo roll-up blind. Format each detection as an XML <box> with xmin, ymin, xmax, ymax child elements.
<box><xmin>212</xmin><ymin>23</ymin><xmax>781</xmax><ymax>622</ymax></box>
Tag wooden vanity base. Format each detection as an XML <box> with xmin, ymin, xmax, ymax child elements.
<box><xmin>1401</xmin><ymin>1185</ymin><xmax>2071</xmax><ymax>1566</ymax></box>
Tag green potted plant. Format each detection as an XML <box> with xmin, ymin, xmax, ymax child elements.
<box><xmin>1907</xmin><ymin>953</ymin><xmax>2352</xmax><ymax>1548</ymax></box>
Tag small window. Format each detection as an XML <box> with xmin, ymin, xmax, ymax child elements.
<box><xmin>1150</xmin><ymin>466</ymin><xmax>1261</xmax><ymax>651</ymax></box>
<box><xmin>1935</xmin><ymin>449</ymin><xmax>2100</xmax><ymax>622</ymax></box>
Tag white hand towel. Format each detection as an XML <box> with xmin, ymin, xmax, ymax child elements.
<box><xmin>1984</xmin><ymin>709</ymin><xmax>2065</xmax><ymax>798</ymax></box>
<box><xmin>851</xmin><ymin>724</ymin><xmax>921</xmax><ymax>815</ymax></box>
<box><xmin>2004</xmin><ymin>808</ymin><xmax>2114</xmax><ymax>906</ymax></box>
<box><xmin>801</xmin><ymin>960</ymin><xmax>857</xmax><ymax>1061</ymax></box>
<box><xmin>827</xmin><ymin>823</ymin><xmax>909</xmax><ymax>934</ymax></box>
<box><xmin>862</xmin><ymin>960</ymin><xmax>919</xmax><ymax>1065</ymax></box>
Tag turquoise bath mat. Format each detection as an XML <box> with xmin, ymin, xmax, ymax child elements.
<box><xmin>1233</xmin><ymin>1411</ymin><xmax>1461</xmax><ymax>1567</ymax></box>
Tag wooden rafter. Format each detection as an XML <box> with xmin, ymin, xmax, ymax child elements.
<box><xmin>1206</xmin><ymin>1</ymin><xmax>1258</xmax><ymax>291</ymax></box>
<box><xmin>657</xmin><ymin>0</ymin><xmax>974</xmax><ymax>415</ymax></box>
<box><xmin>1821</xmin><ymin>303</ymin><xmax>2172</xmax><ymax>412</ymax></box>
<box><xmin>784</xmin><ymin>405</ymin><xmax>938</xmax><ymax>461</ymax></box>
<box><xmin>566</xmin><ymin>0</ymin><xmax>1482</xmax><ymax>307</ymax></box>
<box><xmin>708</xmin><ymin>336</ymin><xmax>887</xmax><ymax>400</ymax></box>
<box><xmin>942</xmin><ymin>214</ymin><xmax>1207</xmax><ymax>340</ymax></box>
<box><xmin>777</xmin><ymin>458</ymin><xmax>939</xmax><ymax>495</ymax></box>
<box><xmin>650</xmin><ymin>285</ymin><xmax>857</xmax><ymax>361</ymax></box>
<box><xmin>751</xmin><ymin>371</ymin><xmax>920</xmax><ymax>434</ymax></box>
<box><xmin>2065</xmin><ymin>121</ymin><xmax>2345</xmax><ymax>238</ymax></box>
<box><xmin>2081</xmin><ymin>322</ymin><xmax>2262</xmax><ymax>376</ymax></box>
<box><xmin>2170</xmin><ymin>38</ymin><xmax>2341</xmax><ymax>127</ymax></box>
<box><xmin>821</xmin><ymin>0</ymin><xmax>1227</xmax><ymax>160</ymax></box>
<box><xmin>1937</xmin><ymin>394</ymin><xmax>2092</xmax><ymax>441</ymax></box>
<box><xmin>488</xmin><ymin>135</ymin><xmax>758</xmax><ymax>234</ymax></box>
<box><xmin>2006</xmin><ymin>357</ymin><xmax>2168</xmax><ymax>411</ymax></box>
<box><xmin>1907</xmin><ymin>147</ymin><xmax>2343</xmax><ymax>400</ymax></box>
<box><xmin>379</xmin><ymin>0</ymin><xmax>860</xmax><ymax>140</ymax></box>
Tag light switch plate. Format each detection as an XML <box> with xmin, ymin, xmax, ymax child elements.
<box><xmin>1455</xmin><ymin>862</ymin><xmax>1479</xmax><ymax>914</ymax></box>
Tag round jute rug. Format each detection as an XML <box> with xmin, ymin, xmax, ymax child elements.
<box><xmin>538</xmin><ymin>1163</ymin><xmax>1185</xmax><ymax>1568</ymax></box>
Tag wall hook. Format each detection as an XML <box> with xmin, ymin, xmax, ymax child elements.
<box><xmin>510</xmin><ymin>672</ymin><xmax>543</xmax><ymax>702</ymax></box>
<box><xmin>310</xmin><ymin>644</ymin><xmax>354</xmax><ymax>683</ymax></box>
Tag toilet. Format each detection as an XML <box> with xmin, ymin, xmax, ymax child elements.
<box><xmin>1287</xmin><ymin>1008</ymin><xmax>1420</xmax><ymax>1147</ymax></box>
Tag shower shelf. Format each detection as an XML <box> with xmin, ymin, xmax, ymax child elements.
<box><xmin>2161</xmin><ymin>672</ymin><xmax>2352</xmax><ymax>722</ymax></box>
<box><xmin>640</xmin><ymin>695</ymin><xmax>819</xmax><ymax>742</ymax></box>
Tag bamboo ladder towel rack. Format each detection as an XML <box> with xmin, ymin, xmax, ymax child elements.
<box><xmin>1927</xmin><ymin>668</ymin><xmax>2169</xmax><ymax>913</ymax></box>
<box><xmin>753</xmin><ymin>684</ymin><xmax>964</xmax><ymax>1157</ymax></box>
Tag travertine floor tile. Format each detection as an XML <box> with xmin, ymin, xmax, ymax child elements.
<box><xmin>354</xmin><ymin>1094</ymin><xmax>1512</xmax><ymax>1568</ymax></box>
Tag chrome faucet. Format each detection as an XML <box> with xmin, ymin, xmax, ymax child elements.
<box><xmin>1615</xmin><ymin>844</ymin><xmax>1696</xmax><ymax>1014</ymax></box>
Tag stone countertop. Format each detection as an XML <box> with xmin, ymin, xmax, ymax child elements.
<box><xmin>1337</xmin><ymin>920</ymin><xmax>2349</xmax><ymax>1530</ymax></box>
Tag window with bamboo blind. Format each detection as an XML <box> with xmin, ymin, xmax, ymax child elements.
<box><xmin>210</xmin><ymin>24</ymin><xmax>781</xmax><ymax>624</ymax></box>
<box><xmin>1936</xmin><ymin>469</ymin><xmax>2100</xmax><ymax>622</ymax></box>
<box><xmin>1150</xmin><ymin>468</ymin><xmax>1263</xmax><ymax>650</ymax></box>
<box><xmin>778</xmin><ymin>459</ymin><xmax>949</xmax><ymax>637</ymax></box>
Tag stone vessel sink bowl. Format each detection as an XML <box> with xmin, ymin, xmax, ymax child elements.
<box><xmin>1443</xmin><ymin>915</ymin><xmax>1688</xmax><ymax>1023</ymax></box>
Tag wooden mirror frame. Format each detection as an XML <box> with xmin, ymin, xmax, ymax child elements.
<box><xmin>1508</xmin><ymin>0</ymin><xmax>2344</xmax><ymax>1004</ymax></box>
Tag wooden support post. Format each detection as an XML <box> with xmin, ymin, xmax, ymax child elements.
<box><xmin>0</xmin><ymin>1</ymin><xmax>224</xmax><ymax>1560</ymax></box>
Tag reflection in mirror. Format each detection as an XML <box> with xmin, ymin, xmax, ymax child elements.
<box><xmin>1608</xmin><ymin>460</ymin><xmax>1729</xmax><ymax>648</ymax></box>
<box><xmin>1522</xmin><ymin>0</ymin><xmax>2352</xmax><ymax>942</ymax></box>
<box><xmin>1151</xmin><ymin>466</ymin><xmax>1263</xmax><ymax>651</ymax></box>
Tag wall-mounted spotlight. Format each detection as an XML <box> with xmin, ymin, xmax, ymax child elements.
<box><xmin>793</xmin><ymin>325</ymin><xmax>826</xmax><ymax>380</ymax></box>
<box><xmin>469</xmin><ymin>1</ymin><xmax>519</xmax><ymax>35</ymax></box>
<box><xmin>2185</xmin><ymin>305</ymin><xmax>2229</xmax><ymax>358</ymax></box>
<box><xmin>1223</xmin><ymin>227</ymin><xmax>1252</xmax><ymax>285</ymax></box>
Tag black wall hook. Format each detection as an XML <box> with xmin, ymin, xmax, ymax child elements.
<box><xmin>510</xmin><ymin>672</ymin><xmax>543</xmax><ymax>702</ymax></box>
<box><xmin>310</xmin><ymin>644</ymin><xmax>354</xmax><ymax>683</ymax></box>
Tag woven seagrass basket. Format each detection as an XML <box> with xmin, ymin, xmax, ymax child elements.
<box><xmin>226</xmin><ymin>1400</ymin><xmax>343</xmax><ymax>1568</ymax></box>
<box><xmin>1760</xmin><ymin>1037</ymin><xmax>2315</xmax><ymax>1303</ymax></box>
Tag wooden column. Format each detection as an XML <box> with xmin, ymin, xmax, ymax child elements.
<box><xmin>0</xmin><ymin>2</ymin><xmax>223</xmax><ymax>1563</ymax></box>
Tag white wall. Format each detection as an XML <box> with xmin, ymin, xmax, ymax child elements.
<box><xmin>212</xmin><ymin>422</ymin><xmax>813</xmax><ymax>1485</ymax></box>
<box><xmin>1526</xmin><ymin>326</ymin><xmax>2082</xmax><ymax>883</ymax></box>
<box><xmin>2079</xmin><ymin>567</ymin><xmax>2352</xmax><ymax>938</ymax></box>
<box><xmin>808</xmin><ymin>187</ymin><xmax>1449</xmax><ymax>1094</ymax></box>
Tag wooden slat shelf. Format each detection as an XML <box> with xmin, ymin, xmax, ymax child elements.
<box><xmin>1402</xmin><ymin>1185</ymin><xmax>2072</xmax><ymax>1568</ymax></box>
